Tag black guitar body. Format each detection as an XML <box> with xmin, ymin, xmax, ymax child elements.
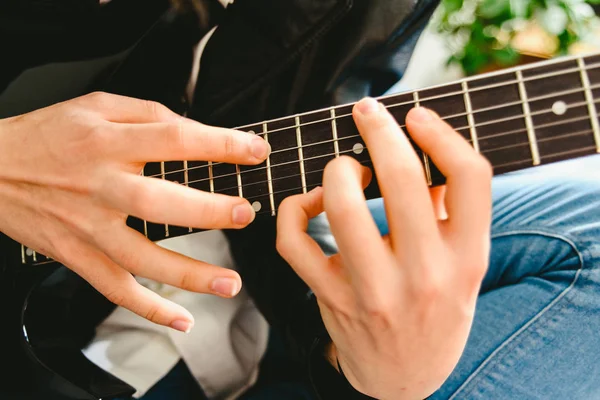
<box><xmin>0</xmin><ymin>233</ymin><xmax>136</xmax><ymax>399</ymax></box>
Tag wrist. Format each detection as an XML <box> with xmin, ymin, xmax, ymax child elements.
<box><xmin>308</xmin><ymin>337</ymin><xmax>379</xmax><ymax>400</ymax></box>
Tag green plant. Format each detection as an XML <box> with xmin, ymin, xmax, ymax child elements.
<box><xmin>435</xmin><ymin>0</ymin><xmax>600</xmax><ymax>75</ymax></box>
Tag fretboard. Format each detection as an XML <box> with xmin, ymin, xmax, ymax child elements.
<box><xmin>21</xmin><ymin>51</ymin><xmax>600</xmax><ymax>265</ymax></box>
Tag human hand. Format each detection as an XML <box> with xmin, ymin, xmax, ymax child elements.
<box><xmin>0</xmin><ymin>92</ymin><xmax>270</xmax><ymax>333</ymax></box>
<box><xmin>276</xmin><ymin>98</ymin><xmax>492</xmax><ymax>399</ymax></box>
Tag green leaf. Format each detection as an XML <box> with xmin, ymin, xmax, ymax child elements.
<box><xmin>479</xmin><ymin>0</ymin><xmax>510</xmax><ymax>18</ymax></box>
<box><xmin>536</xmin><ymin>3</ymin><xmax>569</xmax><ymax>34</ymax></box>
<box><xmin>491</xmin><ymin>46</ymin><xmax>520</xmax><ymax>66</ymax></box>
<box><xmin>509</xmin><ymin>0</ymin><xmax>530</xmax><ymax>18</ymax></box>
<box><xmin>442</xmin><ymin>0</ymin><xmax>464</xmax><ymax>13</ymax></box>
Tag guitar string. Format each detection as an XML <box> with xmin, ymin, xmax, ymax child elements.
<box><xmin>150</xmin><ymin>96</ymin><xmax>599</xmax><ymax>182</ymax></box>
<box><xmin>196</xmin><ymin>127</ymin><xmax>595</xmax><ymax>198</ymax></box>
<box><xmin>232</xmin><ymin>58</ymin><xmax>600</xmax><ymax>132</ymax></box>
<box><xmin>233</xmin><ymin>61</ymin><xmax>600</xmax><ymax>135</ymax></box>
<box><xmin>152</xmin><ymin>78</ymin><xmax>600</xmax><ymax>178</ymax></box>
<box><xmin>236</xmin><ymin>62</ymin><xmax>600</xmax><ymax>136</ymax></box>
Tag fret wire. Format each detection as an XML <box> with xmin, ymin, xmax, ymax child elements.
<box><xmin>156</xmin><ymin>84</ymin><xmax>600</xmax><ymax>181</ymax></box>
<box><xmin>295</xmin><ymin>116</ymin><xmax>308</xmax><ymax>193</ymax></box>
<box><xmin>462</xmin><ymin>81</ymin><xmax>480</xmax><ymax>153</ymax></box>
<box><xmin>232</xmin><ymin>62</ymin><xmax>600</xmax><ymax>135</ymax></box>
<box><xmin>141</xmin><ymin>166</ymin><xmax>149</xmax><ymax>237</ymax></box>
<box><xmin>219</xmin><ymin>150</ymin><xmax>372</xmax><ymax>195</ymax></box>
<box><xmin>263</xmin><ymin>123</ymin><xmax>276</xmax><ymax>216</ymax></box>
<box><xmin>244</xmin><ymin>159</ymin><xmax>374</xmax><ymax>202</ymax></box>
<box><xmin>208</xmin><ymin>161</ymin><xmax>215</xmax><ymax>193</ymax></box>
<box><xmin>160</xmin><ymin>162</ymin><xmax>170</xmax><ymax>237</ymax></box>
<box><xmin>21</xmin><ymin>244</ymin><xmax>25</xmax><ymax>264</ymax></box>
<box><xmin>236</xmin><ymin>164</ymin><xmax>243</xmax><ymax>197</ymax></box>
<box><xmin>331</xmin><ymin>108</ymin><xmax>340</xmax><ymax>157</ymax></box>
<box><xmin>183</xmin><ymin>161</ymin><xmax>193</xmax><ymax>233</ymax></box>
<box><xmin>578</xmin><ymin>57</ymin><xmax>600</xmax><ymax>152</ymax></box>
<box><xmin>414</xmin><ymin>91</ymin><xmax>433</xmax><ymax>185</ymax></box>
<box><xmin>33</xmin><ymin>250</ymin><xmax>37</xmax><ymax>262</ymax></box>
<box><xmin>516</xmin><ymin>70</ymin><xmax>541</xmax><ymax>166</ymax></box>
<box><xmin>181</xmin><ymin>102</ymin><xmax>597</xmax><ymax>188</ymax></box>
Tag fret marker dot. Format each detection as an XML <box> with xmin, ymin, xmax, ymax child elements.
<box><xmin>25</xmin><ymin>248</ymin><xmax>33</xmax><ymax>257</ymax></box>
<box><xmin>353</xmin><ymin>143</ymin><xmax>365</xmax><ymax>155</ymax></box>
<box><xmin>252</xmin><ymin>201</ymin><xmax>262</xmax><ymax>212</ymax></box>
<box><xmin>552</xmin><ymin>101</ymin><xmax>567</xmax><ymax>116</ymax></box>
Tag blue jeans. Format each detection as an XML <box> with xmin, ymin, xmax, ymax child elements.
<box><xmin>369</xmin><ymin>155</ymin><xmax>600</xmax><ymax>399</ymax></box>
<box><xmin>138</xmin><ymin>155</ymin><xmax>600</xmax><ymax>399</ymax></box>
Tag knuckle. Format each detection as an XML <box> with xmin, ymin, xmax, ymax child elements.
<box><xmin>144</xmin><ymin>100</ymin><xmax>170</xmax><ymax>120</ymax></box>
<box><xmin>389</xmin><ymin>158</ymin><xmax>424</xmax><ymax>181</ymax></box>
<box><xmin>223</xmin><ymin>132</ymin><xmax>238</xmax><ymax>158</ymax></box>
<box><xmin>104</xmin><ymin>288</ymin><xmax>127</xmax><ymax>307</ymax></box>
<box><xmin>412</xmin><ymin>272</ymin><xmax>444</xmax><ymax>306</ymax></box>
<box><xmin>457</xmin><ymin>154</ymin><xmax>492</xmax><ymax>181</ymax></box>
<box><xmin>323</xmin><ymin>156</ymin><xmax>358</xmax><ymax>182</ymax></box>
<box><xmin>84</xmin><ymin>91</ymin><xmax>109</xmax><ymax>105</ymax></box>
<box><xmin>275</xmin><ymin>233</ymin><xmax>294</xmax><ymax>258</ymax></box>
<box><xmin>359</xmin><ymin>297</ymin><xmax>394</xmax><ymax>328</ymax></box>
<box><xmin>177</xmin><ymin>269</ymin><xmax>196</xmax><ymax>291</ymax></box>
<box><xmin>163</xmin><ymin>120</ymin><xmax>186</xmax><ymax>153</ymax></box>
<box><xmin>129</xmin><ymin>184</ymin><xmax>156</xmax><ymax>220</ymax></box>
<box><xmin>473</xmin><ymin>156</ymin><xmax>493</xmax><ymax>180</ymax></box>
<box><xmin>196</xmin><ymin>197</ymin><xmax>219</xmax><ymax>226</ymax></box>
<box><xmin>143</xmin><ymin>305</ymin><xmax>161</xmax><ymax>322</ymax></box>
<box><xmin>277</xmin><ymin>195</ymin><xmax>297</xmax><ymax>216</ymax></box>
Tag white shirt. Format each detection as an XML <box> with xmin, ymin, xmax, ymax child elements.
<box><xmin>83</xmin><ymin>1</ymin><xmax>270</xmax><ymax>398</ymax></box>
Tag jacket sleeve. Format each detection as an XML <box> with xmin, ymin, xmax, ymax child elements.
<box><xmin>0</xmin><ymin>0</ymin><xmax>169</xmax><ymax>93</ymax></box>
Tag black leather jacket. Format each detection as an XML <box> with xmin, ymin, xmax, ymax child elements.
<box><xmin>0</xmin><ymin>0</ymin><xmax>439</xmax><ymax>398</ymax></box>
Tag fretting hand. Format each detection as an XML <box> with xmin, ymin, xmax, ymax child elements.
<box><xmin>0</xmin><ymin>92</ymin><xmax>270</xmax><ymax>333</ymax></box>
<box><xmin>276</xmin><ymin>98</ymin><xmax>492</xmax><ymax>399</ymax></box>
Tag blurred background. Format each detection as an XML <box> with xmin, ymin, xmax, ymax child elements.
<box><xmin>396</xmin><ymin>0</ymin><xmax>600</xmax><ymax>90</ymax></box>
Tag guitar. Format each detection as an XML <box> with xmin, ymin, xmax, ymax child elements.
<box><xmin>1</xmin><ymin>51</ymin><xmax>599</xmax><ymax>399</ymax></box>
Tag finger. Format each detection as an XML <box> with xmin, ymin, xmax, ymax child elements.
<box><xmin>430</xmin><ymin>185</ymin><xmax>448</xmax><ymax>220</ymax></box>
<box><xmin>323</xmin><ymin>156</ymin><xmax>393</xmax><ymax>294</ymax></box>
<box><xmin>72</xmin><ymin>240</ymin><xmax>195</xmax><ymax>332</ymax></box>
<box><xmin>95</xmin><ymin>225</ymin><xmax>243</xmax><ymax>298</ymax></box>
<box><xmin>99</xmin><ymin>172</ymin><xmax>256</xmax><ymax>229</ymax></box>
<box><xmin>112</xmin><ymin>120</ymin><xmax>271</xmax><ymax>164</ymax></box>
<box><xmin>353</xmin><ymin>98</ymin><xmax>439</xmax><ymax>252</ymax></box>
<box><xmin>79</xmin><ymin>92</ymin><xmax>180</xmax><ymax>123</ymax></box>
<box><xmin>277</xmin><ymin>187</ymin><xmax>345</xmax><ymax>301</ymax></box>
<box><xmin>406</xmin><ymin>107</ymin><xmax>492</xmax><ymax>247</ymax></box>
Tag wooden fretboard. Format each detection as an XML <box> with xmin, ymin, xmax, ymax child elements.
<box><xmin>21</xmin><ymin>51</ymin><xmax>600</xmax><ymax>265</ymax></box>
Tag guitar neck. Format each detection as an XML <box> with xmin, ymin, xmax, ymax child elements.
<box><xmin>20</xmin><ymin>51</ymin><xmax>600</xmax><ymax>265</ymax></box>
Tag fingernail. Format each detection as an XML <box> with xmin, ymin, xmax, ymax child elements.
<box><xmin>211</xmin><ymin>277</ymin><xmax>240</xmax><ymax>297</ymax></box>
<box><xmin>356</xmin><ymin>97</ymin><xmax>380</xmax><ymax>115</ymax></box>
<box><xmin>171</xmin><ymin>319</ymin><xmax>193</xmax><ymax>333</ymax></box>
<box><xmin>232</xmin><ymin>203</ymin><xmax>255</xmax><ymax>225</ymax></box>
<box><xmin>251</xmin><ymin>136</ymin><xmax>270</xmax><ymax>159</ymax></box>
<box><xmin>410</xmin><ymin>107</ymin><xmax>435</xmax><ymax>122</ymax></box>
